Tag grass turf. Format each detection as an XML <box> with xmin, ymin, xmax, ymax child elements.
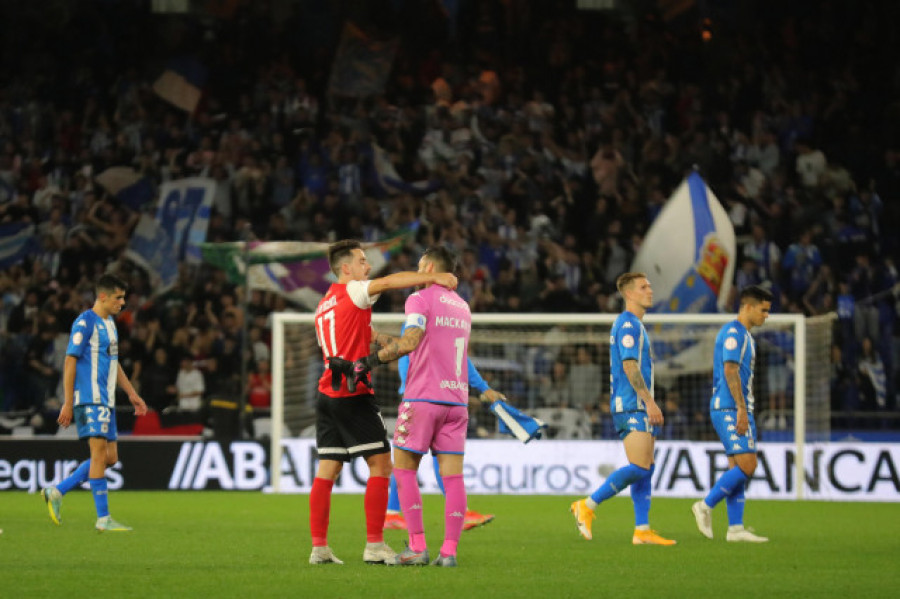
<box><xmin>1</xmin><ymin>492</ymin><xmax>895</xmax><ymax>598</ymax></box>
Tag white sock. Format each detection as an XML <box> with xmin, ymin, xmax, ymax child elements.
<box><xmin>635</xmin><ymin>524</ymin><xmax>650</xmax><ymax>531</ymax></box>
<box><xmin>585</xmin><ymin>498</ymin><xmax>598</xmax><ymax>510</ymax></box>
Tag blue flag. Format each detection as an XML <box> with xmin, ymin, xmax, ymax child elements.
<box><xmin>490</xmin><ymin>399</ymin><xmax>547</xmax><ymax>443</ymax></box>
<box><xmin>0</xmin><ymin>223</ymin><xmax>37</xmax><ymax>269</ymax></box>
<box><xmin>156</xmin><ymin>177</ymin><xmax>216</xmax><ymax>264</ymax></box>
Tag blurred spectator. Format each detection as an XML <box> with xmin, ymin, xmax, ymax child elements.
<box><xmin>175</xmin><ymin>355</ymin><xmax>205</xmax><ymax>413</ymax></box>
<box><xmin>246</xmin><ymin>359</ymin><xmax>272</xmax><ymax>409</ymax></box>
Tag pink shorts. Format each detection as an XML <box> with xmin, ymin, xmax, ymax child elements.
<box><xmin>393</xmin><ymin>401</ymin><xmax>468</xmax><ymax>455</ymax></box>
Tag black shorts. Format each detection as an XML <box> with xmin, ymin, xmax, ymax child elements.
<box><xmin>315</xmin><ymin>391</ymin><xmax>390</xmax><ymax>462</ymax></box>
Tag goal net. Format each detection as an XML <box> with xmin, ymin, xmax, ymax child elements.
<box><xmin>271</xmin><ymin>312</ymin><xmax>832</xmax><ymax>493</ymax></box>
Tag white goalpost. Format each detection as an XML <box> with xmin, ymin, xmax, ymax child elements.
<box><xmin>271</xmin><ymin>312</ymin><xmax>832</xmax><ymax>498</ymax></box>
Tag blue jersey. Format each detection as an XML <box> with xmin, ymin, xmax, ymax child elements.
<box><xmin>711</xmin><ymin>319</ymin><xmax>756</xmax><ymax>413</ymax></box>
<box><xmin>66</xmin><ymin>309</ymin><xmax>119</xmax><ymax>407</ymax></box>
<box><xmin>397</xmin><ymin>324</ymin><xmax>490</xmax><ymax>396</ymax></box>
<box><xmin>609</xmin><ymin>311</ymin><xmax>653</xmax><ymax>413</ymax></box>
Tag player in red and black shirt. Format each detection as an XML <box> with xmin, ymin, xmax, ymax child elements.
<box><xmin>308</xmin><ymin>239</ymin><xmax>457</xmax><ymax>566</ymax></box>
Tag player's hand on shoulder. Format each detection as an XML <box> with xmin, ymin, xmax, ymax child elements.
<box><xmin>434</xmin><ymin>272</ymin><xmax>458</xmax><ymax>290</ymax></box>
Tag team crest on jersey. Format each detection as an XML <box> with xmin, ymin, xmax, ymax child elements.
<box><xmin>725</xmin><ymin>337</ymin><xmax>738</xmax><ymax>350</ymax></box>
<box><xmin>73</xmin><ymin>332</ymin><xmax>84</xmax><ymax>345</ymax></box>
<box><xmin>621</xmin><ymin>334</ymin><xmax>635</xmax><ymax>349</ymax></box>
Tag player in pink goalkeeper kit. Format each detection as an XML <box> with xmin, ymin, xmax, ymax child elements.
<box><xmin>341</xmin><ymin>246</ymin><xmax>470</xmax><ymax>567</ymax></box>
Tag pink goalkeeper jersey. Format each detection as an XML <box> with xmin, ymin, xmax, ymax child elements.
<box><xmin>402</xmin><ymin>284</ymin><xmax>472</xmax><ymax>406</ymax></box>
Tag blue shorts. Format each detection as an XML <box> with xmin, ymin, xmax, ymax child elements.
<box><xmin>711</xmin><ymin>409</ymin><xmax>756</xmax><ymax>455</ymax></box>
<box><xmin>74</xmin><ymin>404</ymin><xmax>117</xmax><ymax>441</ymax></box>
<box><xmin>613</xmin><ymin>411</ymin><xmax>657</xmax><ymax>441</ymax></box>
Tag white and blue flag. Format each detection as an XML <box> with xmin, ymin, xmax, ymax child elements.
<box><xmin>631</xmin><ymin>172</ymin><xmax>735</xmax><ymax>313</ymax></box>
<box><xmin>0</xmin><ymin>222</ymin><xmax>37</xmax><ymax>269</ymax></box>
<box><xmin>156</xmin><ymin>177</ymin><xmax>216</xmax><ymax>264</ymax></box>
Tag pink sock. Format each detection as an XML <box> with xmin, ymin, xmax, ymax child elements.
<box><xmin>395</xmin><ymin>468</ymin><xmax>426</xmax><ymax>552</ymax></box>
<box><xmin>440</xmin><ymin>474</ymin><xmax>466</xmax><ymax>557</ymax></box>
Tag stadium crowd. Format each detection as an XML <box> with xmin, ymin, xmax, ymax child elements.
<box><xmin>1</xmin><ymin>0</ymin><xmax>898</xmax><ymax>438</ymax></box>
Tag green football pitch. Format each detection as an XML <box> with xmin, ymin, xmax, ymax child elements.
<box><xmin>1</xmin><ymin>492</ymin><xmax>896</xmax><ymax>598</ymax></box>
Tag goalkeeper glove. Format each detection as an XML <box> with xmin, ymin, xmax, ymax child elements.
<box><xmin>348</xmin><ymin>353</ymin><xmax>383</xmax><ymax>393</ymax></box>
<box><xmin>325</xmin><ymin>357</ymin><xmax>353</xmax><ymax>392</ymax></box>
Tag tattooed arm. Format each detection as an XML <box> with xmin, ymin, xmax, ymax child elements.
<box><xmin>375</xmin><ymin>327</ymin><xmax>425</xmax><ymax>363</ymax></box>
<box><xmin>623</xmin><ymin>359</ymin><xmax>663</xmax><ymax>426</ymax></box>
<box><xmin>372</xmin><ymin>330</ymin><xmax>399</xmax><ymax>348</ymax></box>
<box><xmin>725</xmin><ymin>361</ymin><xmax>749</xmax><ymax>435</ymax></box>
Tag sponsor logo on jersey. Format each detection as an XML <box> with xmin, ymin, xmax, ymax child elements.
<box><xmin>730</xmin><ymin>434</ymin><xmax>739</xmax><ymax>440</ymax></box>
<box><xmin>77</xmin><ymin>319</ymin><xmax>86</xmax><ymax>327</ymax></box>
<box><xmin>724</xmin><ymin>415</ymin><xmax>734</xmax><ymax>422</ymax></box>
<box><xmin>728</xmin><ymin>327</ymin><xmax>737</xmax><ymax>333</ymax></box>
<box><xmin>732</xmin><ymin>443</ymin><xmax>742</xmax><ymax>450</ymax></box>
<box><xmin>622</xmin><ymin>322</ymin><xmax>633</xmax><ymax>328</ymax></box>
<box><xmin>727</xmin><ymin>425</ymin><xmax>735</xmax><ymax>431</ymax></box>
<box><xmin>627</xmin><ymin>417</ymin><xmax>638</xmax><ymax>424</ymax></box>
<box><xmin>621</xmin><ymin>334</ymin><xmax>635</xmax><ymax>349</ymax></box>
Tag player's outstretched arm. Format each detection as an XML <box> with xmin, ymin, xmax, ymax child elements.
<box><xmin>367</xmin><ymin>271</ymin><xmax>457</xmax><ymax>296</ymax></box>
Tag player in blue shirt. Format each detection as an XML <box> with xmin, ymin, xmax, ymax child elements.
<box><xmin>692</xmin><ymin>285</ymin><xmax>773</xmax><ymax>543</ymax></box>
<box><xmin>41</xmin><ymin>274</ymin><xmax>147</xmax><ymax>531</ymax></box>
<box><xmin>570</xmin><ymin>272</ymin><xmax>675</xmax><ymax>545</ymax></box>
<box><xmin>383</xmin><ymin>335</ymin><xmax>501</xmax><ymax>532</ymax></box>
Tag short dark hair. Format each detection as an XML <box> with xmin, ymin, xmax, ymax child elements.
<box><xmin>616</xmin><ymin>272</ymin><xmax>647</xmax><ymax>296</ymax></box>
<box><xmin>740</xmin><ymin>285</ymin><xmax>774</xmax><ymax>305</ymax></box>
<box><xmin>96</xmin><ymin>273</ymin><xmax>127</xmax><ymax>296</ymax></box>
<box><xmin>327</xmin><ymin>239</ymin><xmax>362</xmax><ymax>276</ymax></box>
<box><xmin>421</xmin><ymin>246</ymin><xmax>457</xmax><ymax>274</ymax></box>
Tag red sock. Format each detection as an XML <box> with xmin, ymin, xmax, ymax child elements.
<box><xmin>310</xmin><ymin>477</ymin><xmax>334</xmax><ymax>547</ymax></box>
<box><xmin>365</xmin><ymin>475</ymin><xmax>390</xmax><ymax>543</ymax></box>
